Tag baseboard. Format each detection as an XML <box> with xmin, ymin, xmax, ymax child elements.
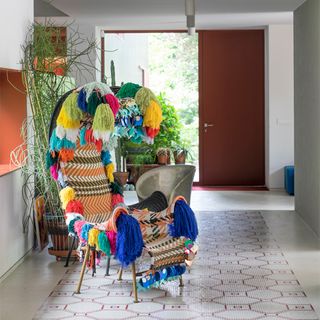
<box><xmin>0</xmin><ymin>247</ymin><xmax>34</xmax><ymax>283</ymax></box>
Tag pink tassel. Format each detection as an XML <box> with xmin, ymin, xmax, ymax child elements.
<box><xmin>105</xmin><ymin>94</ymin><xmax>120</xmax><ymax>117</ymax></box>
<box><xmin>50</xmin><ymin>163</ymin><xmax>59</xmax><ymax>180</ymax></box>
<box><xmin>112</xmin><ymin>194</ymin><xmax>124</xmax><ymax>207</ymax></box>
<box><xmin>74</xmin><ymin>220</ymin><xmax>86</xmax><ymax>241</ymax></box>
<box><xmin>107</xmin><ymin>230</ymin><xmax>117</xmax><ymax>255</ymax></box>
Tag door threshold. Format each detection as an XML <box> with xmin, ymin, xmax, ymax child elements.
<box><xmin>192</xmin><ymin>186</ymin><xmax>268</xmax><ymax>191</ymax></box>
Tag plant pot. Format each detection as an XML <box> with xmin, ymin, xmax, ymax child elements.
<box><xmin>174</xmin><ymin>151</ymin><xmax>186</xmax><ymax>164</ymax></box>
<box><xmin>157</xmin><ymin>154</ymin><xmax>168</xmax><ymax>165</ymax></box>
<box><xmin>166</xmin><ymin>149</ymin><xmax>171</xmax><ymax>164</ymax></box>
<box><xmin>45</xmin><ymin>214</ymin><xmax>79</xmax><ymax>261</ymax></box>
<box><xmin>113</xmin><ymin>171</ymin><xmax>129</xmax><ymax>186</ymax></box>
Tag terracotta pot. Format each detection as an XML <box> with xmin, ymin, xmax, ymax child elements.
<box><xmin>157</xmin><ymin>154</ymin><xmax>168</xmax><ymax>165</ymax></box>
<box><xmin>166</xmin><ymin>149</ymin><xmax>171</xmax><ymax>164</ymax></box>
<box><xmin>174</xmin><ymin>151</ymin><xmax>186</xmax><ymax>164</ymax></box>
<box><xmin>113</xmin><ymin>171</ymin><xmax>129</xmax><ymax>186</ymax></box>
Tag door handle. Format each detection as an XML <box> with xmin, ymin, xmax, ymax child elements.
<box><xmin>204</xmin><ymin>123</ymin><xmax>214</xmax><ymax>128</ymax></box>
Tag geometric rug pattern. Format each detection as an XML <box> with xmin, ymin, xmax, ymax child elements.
<box><xmin>34</xmin><ymin>211</ymin><xmax>319</xmax><ymax>320</ymax></box>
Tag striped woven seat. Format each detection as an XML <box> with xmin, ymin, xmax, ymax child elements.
<box><xmin>145</xmin><ymin>236</ymin><xmax>187</xmax><ymax>270</ymax></box>
<box><xmin>61</xmin><ymin>143</ymin><xmax>113</xmax><ymax>223</ymax></box>
<box><xmin>130</xmin><ymin>208</ymin><xmax>191</xmax><ymax>271</ymax></box>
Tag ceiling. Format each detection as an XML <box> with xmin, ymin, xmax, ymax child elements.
<box><xmin>46</xmin><ymin>0</ymin><xmax>306</xmax><ymax>28</ymax></box>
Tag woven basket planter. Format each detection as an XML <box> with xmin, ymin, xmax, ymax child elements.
<box><xmin>45</xmin><ymin>214</ymin><xmax>79</xmax><ymax>261</ymax></box>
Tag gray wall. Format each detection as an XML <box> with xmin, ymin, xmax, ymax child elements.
<box><xmin>294</xmin><ymin>0</ymin><xmax>320</xmax><ymax>236</ymax></box>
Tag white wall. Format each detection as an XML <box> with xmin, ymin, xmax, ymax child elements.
<box><xmin>0</xmin><ymin>170</ymin><xmax>33</xmax><ymax>278</ymax></box>
<box><xmin>104</xmin><ymin>33</ymin><xmax>148</xmax><ymax>86</ymax></box>
<box><xmin>0</xmin><ymin>0</ymin><xmax>34</xmax><ymax>278</ymax></box>
<box><xmin>0</xmin><ymin>0</ymin><xmax>33</xmax><ymax>70</ymax></box>
<box><xmin>266</xmin><ymin>25</ymin><xmax>294</xmax><ymax>189</ymax></box>
<box><xmin>294</xmin><ymin>0</ymin><xmax>320</xmax><ymax>236</ymax></box>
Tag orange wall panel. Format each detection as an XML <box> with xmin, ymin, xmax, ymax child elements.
<box><xmin>0</xmin><ymin>70</ymin><xmax>26</xmax><ymax>165</ymax></box>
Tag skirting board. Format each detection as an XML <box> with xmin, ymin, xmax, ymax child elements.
<box><xmin>0</xmin><ymin>247</ymin><xmax>33</xmax><ymax>283</ymax></box>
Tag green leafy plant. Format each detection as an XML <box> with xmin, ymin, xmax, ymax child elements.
<box><xmin>151</xmin><ymin>93</ymin><xmax>181</xmax><ymax>154</ymax></box>
<box><xmin>172</xmin><ymin>140</ymin><xmax>194</xmax><ymax>161</ymax></box>
<box><xmin>133</xmin><ymin>153</ymin><xmax>155</xmax><ymax>165</ymax></box>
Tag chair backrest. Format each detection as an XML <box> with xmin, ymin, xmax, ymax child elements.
<box><xmin>135</xmin><ymin>165</ymin><xmax>196</xmax><ymax>205</ymax></box>
<box><xmin>60</xmin><ymin>143</ymin><xmax>113</xmax><ymax>223</ymax></box>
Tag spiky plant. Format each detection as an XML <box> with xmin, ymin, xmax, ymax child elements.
<box><xmin>11</xmin><ymin>21</ymin><xmax>97</xmax><ymax>230</ymax></box>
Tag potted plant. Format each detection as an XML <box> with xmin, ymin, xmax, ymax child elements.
<box><xmin>11</xmin><ymin>22</ymin><xmax>97</xmax><ymax>260</ymax></box>
<box><xmin>157</xmin><ymin>148</ymin><xmax>170</xmax><ymax>165</ymax></box>
<box><xmin>172</xmin><ymin>141</ymin><xmax>193</xmax><ymax>164</ymax></box>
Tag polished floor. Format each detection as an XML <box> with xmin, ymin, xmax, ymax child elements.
<box><xmin>1</xmin><ymin>190</ymin><xmax>320</xmax><ymax>320</ymax></box>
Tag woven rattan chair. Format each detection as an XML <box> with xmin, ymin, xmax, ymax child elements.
<box><xmin>47</xmin><ymin>83</ymin><xmax>199</xmax><ymax>303</ymax></box>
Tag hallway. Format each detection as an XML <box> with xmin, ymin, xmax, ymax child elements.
<box><xmin>1</xmin><ymin>191</ymin><xmax>319</xmax><ymax>320</ymax></box>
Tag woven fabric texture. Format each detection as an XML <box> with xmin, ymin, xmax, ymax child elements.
<box><xmin>61</xmin><ymin>143</ymin><xmax>113</xmax><ymax>222</ymax></box>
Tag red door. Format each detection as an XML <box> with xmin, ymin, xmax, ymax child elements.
<box><xmin>199</xmin><ymin>30</ymin><xmax>265</xmax><ymax>186</ymax></box>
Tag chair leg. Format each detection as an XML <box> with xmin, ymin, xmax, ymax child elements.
<box><xmin>179</xmin><ymin>275</ymin><xmax>184</xmax><ymax>287</ymax></box>
<box><xmin>92</xmin><ymin>247</ymin><xmax>96</xmax><ymax>277</ymax></box>
<box><xmin>64</xmin><ymin>236</ymin><xmax>76</xmax><ymax>268</ymax></box>
<box><xmin>105</xmin><ymin>256</ymin><xmax>111</xmax><ymax>276</ymax></box>
<box><xmin>118</xmin><ymin>267</ymin><xmax>123</xmax><ymax>281</ymax></box>
<box><xmin>75</xmin><ymin>245</ymin><xmax>90</xmax><ymax>294</ymax></box>
<box><xmin>132</xmin><ymin>262</ymin><xmax>138</xmax><ymax>303</ymax></box>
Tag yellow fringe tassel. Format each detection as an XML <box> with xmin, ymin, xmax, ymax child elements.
<box><xmin>143</xmin><ymin>100</ymin><xmax>162</xmax><ymax>129</ymax></box>
<box><xmin>59</xmin><ymin>186</ymin><xmax>76</xmax><ymax>209</ymax></box>
<box><xmin>88</xmin><ymin>228</ymin><xmax>100</xmax><ymax>249</ymax></box>
<box><xmin>105</xmin><ymin>163</ymin><xmax>115</xmax><ymax>182</ymax></box>
<box><xmin>56</xmin><ymin>105</ymin><xmax>81</xmax><ymax>130</ymax></box>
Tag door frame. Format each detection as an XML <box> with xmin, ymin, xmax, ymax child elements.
<box><xmin>198</xmin><ymin>29</ymin><xmax>267</xmax><ymax>187</ymax></box>
<box><xmin>100</xmin><ymin>28</ymin><xmax>269</xmax><ymax>188</ymax></box>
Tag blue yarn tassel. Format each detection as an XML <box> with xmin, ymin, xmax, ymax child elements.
<box><xmin>116</xmin><ymin>213</ymin><xmax>144</xmax><ymax>267</ymax></box>
<box><xmin>101</xmin><ymin>150</ymin><xmax>112</xmax><ymax>165</ymax></box>
<box><xmin>168</xmin><ymin>200</ymin><xmax>199</xmax><ymax>241</ymax></box>
<box><xmin>50</xmin><ymin>129</ymin><xmax>76</xmax><ymax>151</ymax></box>
<box><xmin>78</xmin><ymin>89</ymin><xmax>88</xmax><ymax>112</ymax></box>
<box><xmin>81</xmin><ymin>223</ymin><xmax>93</xmax><ymax>242</ymax></box>
<box><xmin>80</xmin><ymin>127</ymin><xmax>87</xmax><ymax>146</ymax></box>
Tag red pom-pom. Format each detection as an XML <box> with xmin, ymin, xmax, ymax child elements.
<box><xmin>145</xmin><ymin>127</ymin><xmax>160</xmax><ymax>138</ymax></box>
<box><xmin>65</xmin><ymin>200</ymin><xmax>84</xmax><ymax>215</ymax></box>
<box><xmin>85</xmin><ymin>128</ymin><xmax>94</xmax><ymax>143</ymax></box>
<box><xmin>107</xmin><ymin>230</ymin><xmax>117</xmax><ymax>255</ymax></box>
<box><xmin>104</xmin><ymin>94</ymin><xmax>120</xmax><ymax>118</ymax></box>
<box><xmin>112</xmin><ymin>194</ymin><xmax>124</xmax><ymax>207</ymax></box>
<box><xmin>95</xmin><ymin>139</ymin><xmax>102</xmax><ymax>152</ymax></box>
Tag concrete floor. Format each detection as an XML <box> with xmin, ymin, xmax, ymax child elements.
<box><xmin>1</xmin><ymin>190</ymin><xmax>319</xmax><ymax>320</ymax></box>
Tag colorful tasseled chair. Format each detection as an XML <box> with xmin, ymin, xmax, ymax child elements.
<box><xmin>47</xmin><ymin>82</ymin><xmax>199</xmax><ymax>303</ymax></box>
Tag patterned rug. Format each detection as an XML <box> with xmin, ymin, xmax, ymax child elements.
<box><xmin>34</xmin><ymin>211</ymin><xmax>319</xmax><ymax>320</ymax></box>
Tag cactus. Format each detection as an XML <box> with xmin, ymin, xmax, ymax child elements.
<box><xmin>110</xmin><ymin>60</ymin><xmax>116</xmax><ymax>86</ymax></box>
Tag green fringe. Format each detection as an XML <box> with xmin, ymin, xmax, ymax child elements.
<box><xmin>63</xmin><ymin>92</ymin><xmax>83</xmax><ymax>120</ymax></box>
<box><xmin>98</xmin><ymin>232</ymin><xmax>111</xmax><ymax>256</ymax></box>
<box><xmin>87</xmin><ymin>91</ymin><xmax>103</xmax><ymax>116</ymax></box>
<box><xmin>116</xmin><ymin>82</ymin><xmax>141</xmax><ymax>99</ymax></box>
<box><xmin>110</xmin><ymin>181</ymin><xmax>123</xmax><ymax>196</ymax></box>
<box><xmin>68</xmin><ymin>217</ymin><xmax>81</xmax><ymax>235</ymax></box>
<box><xmin>45</xmin><ymin>150</ymin><xmax>57</xmax><ymax>169</ymax></box>
<box><xmin>134</xmin><ymin>87</ymin><xmax>159</xmax><ymax>114</ymax></box>
<box><xmin>92</xmin><ymin>104</ymin><xmax>115</xmax><ymax>131</ymax></box>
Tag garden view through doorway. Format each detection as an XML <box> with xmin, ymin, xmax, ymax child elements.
<box><xmin>103</xmin><ymin>32</ymin><xmax>199</xmax><ymax>181</ymax></box>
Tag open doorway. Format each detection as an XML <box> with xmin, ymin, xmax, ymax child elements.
<box><xmin>102</xmin><ymin>32</ymin><xmax>199</xmax><ymax>182</ymax></box>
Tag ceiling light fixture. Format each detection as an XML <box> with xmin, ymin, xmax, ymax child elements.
<box><xmin>185</xmin><ymin>0</ymin><xmax>196</xmax><ymax>35</ymax></box>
